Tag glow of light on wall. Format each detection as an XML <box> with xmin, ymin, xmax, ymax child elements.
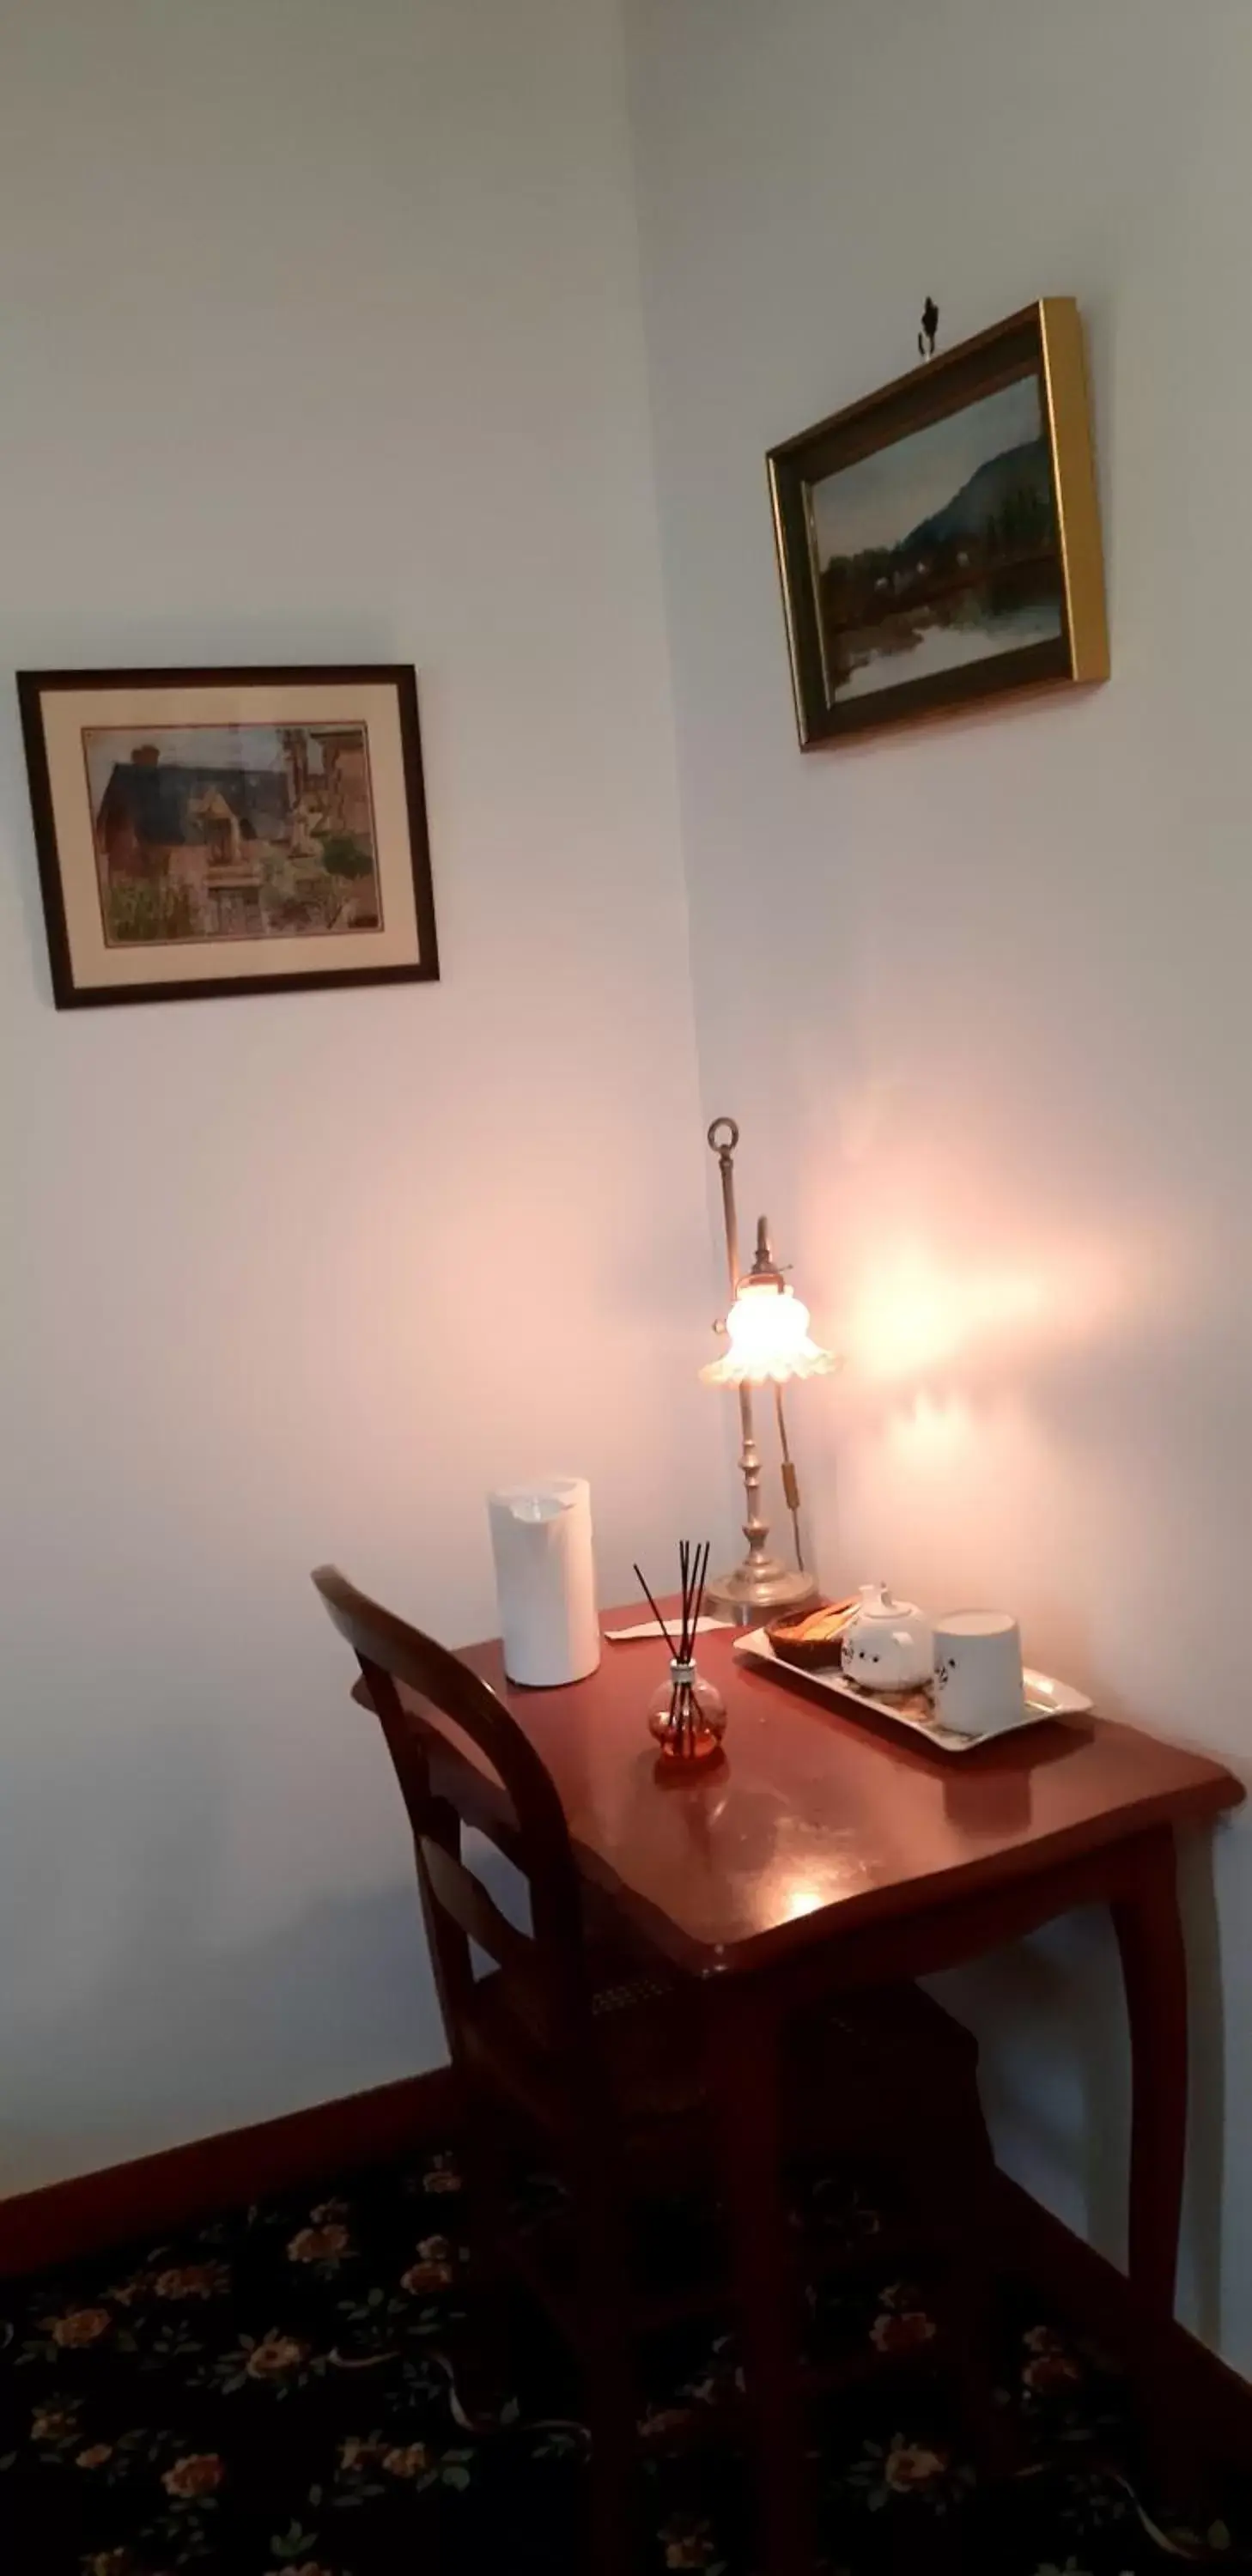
<box><xmin>887</xmin><ymin>1388</ymin><xmax>976</xmax><ymax>1458</ymax></box>
<box><xmin>845</xmin><ymin>1241</ymin><xmax>1118</xmax><ymax>1384</ymax></box>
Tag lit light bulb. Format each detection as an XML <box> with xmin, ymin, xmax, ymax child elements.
<box><xmin>700</xmin><ymin>1279</ymin><xmax>835</xmax><ymax>1388</ymax></box>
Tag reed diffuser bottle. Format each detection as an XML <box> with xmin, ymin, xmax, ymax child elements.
<box><xmin>635</xmin><ymin>1540</ymin><xmax>727</xmax><ymax>1768</ymax></box>
<box><xmin>647</xmin><ymin>1657</ymin><xmax>726</xmax><ymax>1765</ymax></box>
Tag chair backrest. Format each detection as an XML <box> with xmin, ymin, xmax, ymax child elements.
<box><xmin>311</xmin><ymin>1566</ymin><xmax>592</xmax><ymax>2082</ymax></box>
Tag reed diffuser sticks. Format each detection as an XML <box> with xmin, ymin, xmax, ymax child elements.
<box><xmin>678</xmin><ymin>1538</ymin><xmax>710</xmax><ymax>1709</ymax></box>
<box><xmin>631</xmin><ymin>1561</ymin><xmax>677</xmax><ymax>1657</ymax></box>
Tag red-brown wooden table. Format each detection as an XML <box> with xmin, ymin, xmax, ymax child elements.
<box><xmin>364</xmin><ymin>1607</ymin><xmax>1242</xmax><ymax>2572</ymax></box>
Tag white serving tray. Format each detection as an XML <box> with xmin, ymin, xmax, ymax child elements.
<box><xmin>734</xmin><ymin>1626</ymin><xmax>1092</xmax><ymax>1756</ymax></box>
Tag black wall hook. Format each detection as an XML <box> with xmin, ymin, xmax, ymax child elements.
<box><xmin>918</xmin><ymin>296</ymin><xmax>939</xmax><ymax>359</ymax></box>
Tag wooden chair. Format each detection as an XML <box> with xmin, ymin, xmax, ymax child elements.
<box><xmin>312</xmin><ymin>1568</ymin><xmax>1003</xmax><ymax>2568</ymax></box>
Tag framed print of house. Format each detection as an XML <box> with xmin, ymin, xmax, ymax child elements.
<box><xmin>19</xmin><ymin>663</ymin><xmax>439</xmax><ymax>1006</ymax></box>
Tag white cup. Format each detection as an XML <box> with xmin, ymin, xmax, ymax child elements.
<box><xmin>932</xmin><ymin>1610</ymin><xmax>1024</xmax><ymax>1738</ymax></box>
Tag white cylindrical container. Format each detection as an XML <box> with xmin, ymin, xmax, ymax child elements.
<box><xmin>487</xmin><ymin>1475</ymin><xmax>600</xmax><ymax>1687</ymax></box>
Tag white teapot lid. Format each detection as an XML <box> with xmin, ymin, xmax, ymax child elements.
<box><xmin>855</xmin><ymin>1580</ymin><xmax>921</xmax><ymax>1622</ymax></box>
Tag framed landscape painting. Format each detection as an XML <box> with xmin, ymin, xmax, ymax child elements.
<box><xmin>19</xmin><ymin>663</ymin><xmax>439</xmax><ymax>1006</ymax></box>
<box><xmin>768</xmin><ymin>300</ymin><xmax>1108</xmax><ymax>748</ymax></box>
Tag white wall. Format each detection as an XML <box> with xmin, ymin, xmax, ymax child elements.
<box><xmin>627</xmin><ymin>0</ymin><xmax>1252</xmax><ymax>2368</ymax></box>
<box><xmin>0</xmin><ymin>0</ymin><xmax>725</xmax><ymax>2192</ymax></box>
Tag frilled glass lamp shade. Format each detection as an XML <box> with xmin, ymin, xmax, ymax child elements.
<box><xmin>701</xmin><ymin>1274</ymin><xmax>835</xmax><ymax>1388</ymax></box>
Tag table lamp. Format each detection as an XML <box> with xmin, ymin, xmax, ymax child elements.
<box><xmin>700</xmin><ymin>1116</ymin><xmax>835</xmax><ymax>1619</ymax></box>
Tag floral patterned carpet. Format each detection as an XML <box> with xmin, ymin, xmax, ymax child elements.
<box><xmin>2</xmin><ymin>2138</ymin><xmax>1248</xmax><ymax>2576</ymax></box>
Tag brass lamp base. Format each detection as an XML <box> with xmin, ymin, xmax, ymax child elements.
<box><xmin>705</xmin><ymin>1555</ymin><xmax>819</xmax><ymax>1624</ymax></box>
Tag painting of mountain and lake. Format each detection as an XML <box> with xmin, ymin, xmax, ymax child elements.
<box><xmin>808</xmin><ymin>374</ymin><xmax>1061</xmax><ymax>705</ymax></box>
<box><xmin>768</xmin><ymin>301</ymin><xmax>1109</xmax><ymax>748</ymax></box>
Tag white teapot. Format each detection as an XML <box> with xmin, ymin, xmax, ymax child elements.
<box><xmin>841</xmin><ymin>1583</ymin><xmax>934</xmax><ymax>1692</ymax></box>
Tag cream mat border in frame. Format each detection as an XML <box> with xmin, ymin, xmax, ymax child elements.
<box><xmin>44</xmin><ymin>680</ymin><xmax>422</xmax><ymax>987</ymax></box>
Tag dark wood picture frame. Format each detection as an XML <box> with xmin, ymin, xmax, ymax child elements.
<box><xmin>768</xmin><ymin>300</ymin><xmax>1109</xmax><ymax>750</ymax></box>
<box><xmin>18</xmin><ymin>662</ymin><xmax>440</xmax><ymax>1008</ymax></box>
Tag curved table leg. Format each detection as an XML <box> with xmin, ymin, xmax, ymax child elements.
<box><xmin>1111</xmin><ymin>1825</ymin><xmax>1189</xmax><ymax>2483</ymax></box>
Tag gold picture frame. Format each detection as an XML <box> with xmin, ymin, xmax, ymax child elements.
<box><xmin>768</xmin><ymin>300</ymin><xmax>1108</xmax><ymax>749</ymax></box>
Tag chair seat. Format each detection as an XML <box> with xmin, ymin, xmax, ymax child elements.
<box><xmin>590</xmin><ymin>1965</ymin><xmax>708</xmax><ymax>2123</ymax></box>
<box><xmin>486</xmin><ymin>1969</ymin><xmax>991</xmax><ymax>2385</ymax></box>
<box><xmin>813</xmin><ymin>1981</ymin><xmax>979</xmax><ymax>2104</ymax></box>
<box><xmin>462</xmin><ymin>1947</ymin><xmax>708</xmax><ymax>2133</ymax></box>
<box><xmin>787</xmin><ymin>1982</ymin><xmax>982</xmax><ymax>2163</ymax></box>
<box><xmin>465</xmin><ymin>1951</ymin><xmax>978</xmax><ymax>2149</ymax></box>
<box><xmin>828</xmin><ymin>1979</ymin><xmax>979</xmax><ymax>2065</ymax></box>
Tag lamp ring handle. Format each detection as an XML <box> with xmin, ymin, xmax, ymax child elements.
<box><xmin>706</xmin><ymin>1115</ymin><xmax>739</xmax><ymax>1157</ymax></box>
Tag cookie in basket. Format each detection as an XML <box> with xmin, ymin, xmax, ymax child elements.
<box><xmin>765</xmin><ymin>1597</ymin><xmax>857</xmax><ymax>1673</ymax></box>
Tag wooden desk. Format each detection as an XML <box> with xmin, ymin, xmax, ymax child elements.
<box><xmin>362</xmin><ymin>1610</ymin><xmax>1242</xmax><ymax>2569</ymax></box>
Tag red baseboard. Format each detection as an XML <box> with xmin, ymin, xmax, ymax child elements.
<box><xmin>993</xmin><ymin>2170</ymin><xmax>1252</xmax><ymax>2465</ymax></box>
<box><xmin>0</xmin><ymin>2064</ymin><xmax>461</xmax><ymax>2280</ymax></box>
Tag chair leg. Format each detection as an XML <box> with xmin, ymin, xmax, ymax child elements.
<box><xmin>584</xmin><ymin>2332</ymin><xmax>639</xmax><ymax>2576</ymax></box>
<box><xmin>459</xmin><ymin>2086</ymin><xmax>516</xmax><ymax>2418</ymax></box>
<box><xmin>571</xmin><ymin>2143</ymin><xmax>638</xmax><ymax>2576</ymax></box>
